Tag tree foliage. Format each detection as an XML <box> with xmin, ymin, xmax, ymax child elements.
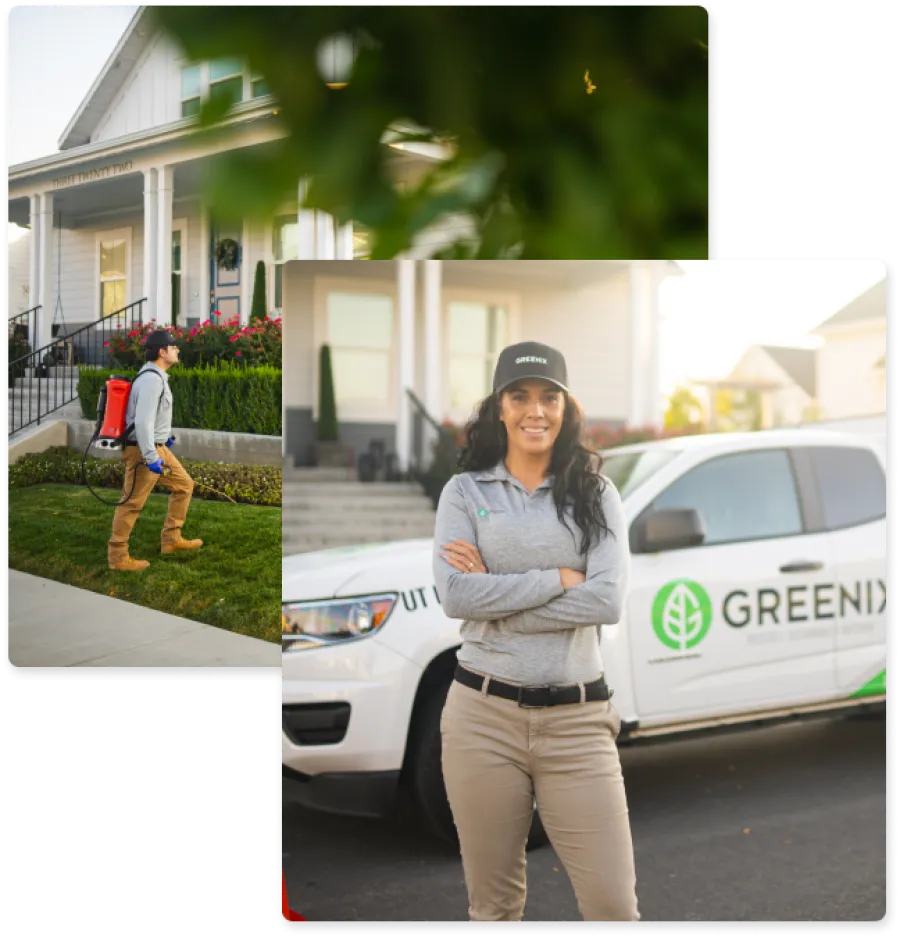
<box><xmin>155</xmin><ymin>7</ymin><xmax>707</xmax><ymax>259</ymax></box>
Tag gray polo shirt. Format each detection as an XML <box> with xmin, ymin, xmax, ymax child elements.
<box><xmin>125</xmin><ymin>363</ymin><xmax>173</xmax><ymax>463</ymax></box>
<box><xmin>432</xmin><ymin>460</ymin><xmax>630</xmax><ymax>685</ymax></box>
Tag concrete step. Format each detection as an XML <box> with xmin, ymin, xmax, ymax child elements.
<box><xmin>281</xmin><ymin>466</ymin><xmax>357</xmax><ymax>483</ymax></box>
<box><xmin>282</xmin><ymin>514</ymin><xmax>436</xmax><ymax>533</ymax></box>
<box><xmin>281</xmin><ymin>481</ymin><xmax>426</xmax><ymax>497</ymax></box>
<box><xmin>10</xmin><ymin>375</ymin><xmax>81</xmax><ymax>390</ymax></box>
<box><xmin>283</xmin><ymin>531</ymin><xmax>434</xmax><ymax>553</ymax></box>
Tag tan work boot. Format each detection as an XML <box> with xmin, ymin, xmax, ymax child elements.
<box><xmin>161</xmin><ymin>537</ymin><xmax>204</xmax><ymax>554</ymax></box>
<box><xmin>109</xmin><ymin>556</ymin><xmax>150</xmax><ymax>572</ymax></box>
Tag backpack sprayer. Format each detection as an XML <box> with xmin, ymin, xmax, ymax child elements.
<box><xmin>82</xmin><ymin>373</ymin><xmax>236</xmax><ymax>505</ymax></box>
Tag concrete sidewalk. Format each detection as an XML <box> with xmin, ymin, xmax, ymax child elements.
<box><xmin>8</xmin><ymin>570</ymin><xmax>280</xmax><ymax>667</ymax></box>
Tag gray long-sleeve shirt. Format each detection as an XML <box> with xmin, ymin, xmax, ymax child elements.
<box><xmin>432</xmin><ymin>460</ymin><xmax>630</xmax><ymax>685</ymax></box>
<box><xmin>125</xmin><ymin>363</ymin><xmax>173</xmax><ymax>463</ymax></box>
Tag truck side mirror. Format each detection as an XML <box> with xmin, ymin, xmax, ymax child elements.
<box><xmin>631</xmin><ymin>508</ymin><xmax>706</xmax><ymax>554</ymax></box>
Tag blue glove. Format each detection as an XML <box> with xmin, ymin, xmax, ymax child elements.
<box><xmin>165</xmin><ymin>436</ymin><xmax>175</xmax><ymax>448</ymax></box>
<box><xmin>146</xmin><ymin>458</ymin><xmax>166</xmax><ymax>475</ymax></box>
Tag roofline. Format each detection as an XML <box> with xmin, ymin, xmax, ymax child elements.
<box><xmin>57</xmin><ymin>6</ymin><xmax>149</xmax><ymax>151</ymax></box>
<box><xmin>811</xmin><ymin>315</ymin><xmax>885</xmax><ymax>335</ymax></box>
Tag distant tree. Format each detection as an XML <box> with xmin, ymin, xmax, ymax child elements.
<box><xmin>664</xmin><ymin>386</ymin><xmax>705</xmax><ymax>431</ymax></box>
<box><xmin>250</xmin><ymin>261</ymin><xmax>267</xmax><ymax>321</ymax></box>
<box><xmin>155</xmin><ymin>7</ymin><xmax>707</xmax><ymax>259</ymax></box>
<box><xmin>316</xmin><ymin>344</ymin><xmax>339</xmax><ymax>442</ymax></box>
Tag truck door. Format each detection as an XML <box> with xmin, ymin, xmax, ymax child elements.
<box><xmin>627</xmin><ymin>447</ymin><xmax>837</xmax><ymax>724</ymax></box>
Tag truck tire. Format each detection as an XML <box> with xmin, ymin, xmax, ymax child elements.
<box><xmin>410</xmin><ymin>682</ymin><xmax>550</xmax><ymax>850</ymax></box>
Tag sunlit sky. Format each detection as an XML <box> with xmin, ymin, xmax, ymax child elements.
<box><xmin>5</xmin><ymin>9</ymin><xmax>886</xmax><ymax>395</ymax></box>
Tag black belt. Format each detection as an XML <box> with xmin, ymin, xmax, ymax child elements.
<box><xmin>454</xmin><ymin>664</ymin><xmax>611</xmax><ymax>709</ymax></box>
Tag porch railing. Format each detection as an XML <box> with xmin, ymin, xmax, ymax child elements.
<box><xmin>8</xmin><ymin>298</ymin><xmax>147</xmax><ymax>439</ymax></box>
<box><xmin>405</xmin><ymin>388</ymin><xmax>459</xmax><ymax>505</ymax></box>
<box><xmin>8</xmin><ymin>305</ymin><xmax>40</xmax><ymax>352</ymax></box>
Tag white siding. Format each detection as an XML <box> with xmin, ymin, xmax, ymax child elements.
<box><xmin>519</xmin><ymin>270</ymin><xmax>632</xmax><ymax>424</ymax></box>
<box><xmin>7</xmin><ymin>232</ymin><xmax>31</xmax><ymax>315</ymax></box>
<box><xmin>817</xmin><ymin>322</ymin><xmax>886</xmax><ymax>419</ymax></box>
<box><xmin>92</xmin><ymin>33</ymin><xmax>182</xmax><ymax>145</ymax></box>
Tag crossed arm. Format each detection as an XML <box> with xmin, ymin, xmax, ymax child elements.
<box><xmin>432</xmin><ymin>476</ymin><xmax>630</xmax><ymax>632</ymax></box>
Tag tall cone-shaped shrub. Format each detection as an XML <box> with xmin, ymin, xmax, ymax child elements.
<box><xmin>317</xmin><ymin>344</ymin><xmax>339</xmax><ymax>442</ymax></box>
<box><xmin>250</xmin><ymin>260</ymin><xmax>267</xmax><ymax>321</ymax></box>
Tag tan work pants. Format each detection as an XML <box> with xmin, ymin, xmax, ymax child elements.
<box><xmin>107</xmin><ymin>444</ymin><xmax>194</xmax><ymax>563</ymax></box>
<box><xmin>441</xmin><ymin>673</ymin><xmax>640</xmax><ymax>921</ymax></box>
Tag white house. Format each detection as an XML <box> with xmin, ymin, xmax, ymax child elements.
<box><xmin>811</xmin><ymin>278</ymin><xmax>886</xmax><ymax>420</ymax></box>
<box><xmin>282</xmin><ymin>259</ymin><xmax>677</xmax><ymax>468</ymax></box>
<box><xmin>7</xmin><ymin>7</ymin><xmax>459</xmax><ymax>356</ymax></box>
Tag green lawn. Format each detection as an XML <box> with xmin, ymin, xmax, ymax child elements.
<box><xmin>8</xmin><ymin>484</ymin><xmax>280</xmax><ymax>643</ymax></box>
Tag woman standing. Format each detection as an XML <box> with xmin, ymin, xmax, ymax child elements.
<box><xmin>433</xmin><ymin>340</ymin><xmax>639</xmax><ymax>922</ymax></box>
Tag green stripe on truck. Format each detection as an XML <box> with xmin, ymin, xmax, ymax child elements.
<box><xmin>850</xmin><ymin>669</ymin><xmax>886</xmax><ymax>698</ymax></box>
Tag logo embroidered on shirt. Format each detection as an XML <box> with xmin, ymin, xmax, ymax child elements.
<box><xmin>477</xmin><ymin>508</ymin><xmax>489</xmax><ymax>517</ymax></box>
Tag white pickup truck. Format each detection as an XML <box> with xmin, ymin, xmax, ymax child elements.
<box><xmin>283</xmin><ymin>429</ymin><xmax>886</xmax><ymax>845</ymax></box>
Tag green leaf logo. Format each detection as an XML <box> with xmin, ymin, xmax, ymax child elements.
<box><xmin>477</xmin><ymin>508</ymin><xmax>489</xmax><ymax>517</ymax></box>
<box><xmin>652</xmin><ymin>579</ymin><xmax>712</xmax><ymax>651</ymax></box>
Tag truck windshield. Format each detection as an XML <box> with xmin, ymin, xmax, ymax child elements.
<box><xmin>601</xmin><ymin>448</ymin><xmax>682</xmax><ymax>499</ymax></box>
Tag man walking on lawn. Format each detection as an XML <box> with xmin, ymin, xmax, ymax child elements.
<box><xmin>107</xmin><ymin>329</ymin><xmax>202</xmax><ymax>572</ymax></box>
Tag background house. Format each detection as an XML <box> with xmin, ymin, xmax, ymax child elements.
<box><xmin>282</xmin><ymin>259</ymin><xmax>677</xmax><ymax>470</ymax></box>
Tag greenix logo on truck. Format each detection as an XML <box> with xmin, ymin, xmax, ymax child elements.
<box><xmin>652</xmin><ymin>578</ymin><xmax>886</xmax><ymax>650</ymax></box>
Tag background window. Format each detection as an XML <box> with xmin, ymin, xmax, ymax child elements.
<box><xmin>326</xmin><ymin>292</ymin><xmax>394</xmax><ymax>409</ymax></box>
<box><xmin>172</xmin><ymin>231</ymin><xmax>182</xmax><ymax>326</ymax></box>
<box><xmin>808</xmin><ymin>446</ymin><xmax>886</xmax><ymax>530</ymax></box>
<box><xmin>651</xmin><ymin>450</ymin><xmax>803</xmax><ymax>546</ymax></box>
<box><xmin>181</xmin><ymin>64</ymin><xmax>201</xmax><ymax>117</ymax></box>
<box><xmin>447</xmin><ymin>301</ymin><xmax>508</xmax><ymax>414</ymax></box>
<box><xmin>209</xmin><ymin>57</ymin><xmax>243</xmax><ymax>108</ymax></box>
<box><xmin>99</xmin><ymin>238</ymin><xmax>127</xmax><ymax>319</ymax></box>
<box><xmin>272</xmin><ymin>216</ymin><xmax>299</xmax><ymax>308</ymax></box>
<box><xmin>251</xmin><ymin>76</ymin><xmax>271</xmax><ymax>98</ymax></box>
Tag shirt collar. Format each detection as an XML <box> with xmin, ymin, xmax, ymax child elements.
<box><xmin>142</xmin><ymin>362</ymin><xmax>169</xmax><ymax>382</ymax></box>
<box><xmin>473</xmin><ymin>459</ymin><xmax>554</xmax><ymax>491</ymax></box>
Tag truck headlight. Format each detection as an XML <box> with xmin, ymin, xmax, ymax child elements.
<box><xmin>282</xmin><ymin>593</ymin><xmax>398</xmax><ymax>652</ymax></box>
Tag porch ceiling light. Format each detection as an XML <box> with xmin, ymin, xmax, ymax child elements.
<box><xmin>316</xmin><ymin>33</ymin><xmax>356</xmax><ymax>89</ymax></box>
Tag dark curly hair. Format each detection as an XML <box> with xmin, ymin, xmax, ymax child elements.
<box><xmin>457</xmin><ymin>389</ymin><xmax>611</xmax><ymax>554</ymax></box>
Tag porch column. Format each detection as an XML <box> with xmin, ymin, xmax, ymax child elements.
<box><xmin>395</xmin><ymin>259</ymin><xmax>416</xmax><ymax>473</ymax></box>
<box><xmin>423</xmin><ymin>260</ymin><xmax>442</xmax><ymax>458</ymax></box>
<box><xmin>155</xmin><ymin>165</ymin><xmax>174</xmax><ymax>325</ymax></box>
<box><xmin>315</xmin><ymin>212</ymin><xmax>335</xmax><ymax>260</ymax></box>
<box><xmin>28</xmin><ymin>194</ymin><xmax>40</xmax><ymax>347</ymax></box>
<box><xmin>646</xmin><ymin>261</ymin><xmax>663</xmax><ymax>428</ymax></box>
<box><xmin>628</xmin><ymin>262</ymin><xmax>651</xmax><ymax>427</ymax></box>
<box><xmin>335</xmin><ymin>220</ymin><xmax>354</xmax><ymax>259</ymax></box>
<box><xmin>142</xmin><ymin>169</ymin><xmax>158</xmax><ymax>326</ymax></box>
<box><xmin>199</xmin><ymin>203</ymin><xmax>211</xmax><ymax>321</ymax></box>
<box><xmin>37</xmin><ymin>191</ymin><xmax>54</xmax><ymax>349</ymax></box>
<box><xmin>297</xmin><ymin>179</ymin><xmax>316</xmax><ymax>259</ymax></box>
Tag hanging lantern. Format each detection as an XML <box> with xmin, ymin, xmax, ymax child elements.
<box><xmin>316</xmin><ymin>33</ymin><xmax>356</xmax><ymax>89</ymax></box>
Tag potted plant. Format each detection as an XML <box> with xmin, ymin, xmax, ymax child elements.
<box><xmin>250</xmin><ymin>260</ymin><xmax>267</xmax><ymax>322</ymax></box>
<box><xmin>314</xmin><ymin>344</ymin><xmax>355</xmax><ymax>467</ymax></box>
<box><xmin>215</xmin><ymin>237</ymin><xmax>240</xmax><ymax>270</ymax></box>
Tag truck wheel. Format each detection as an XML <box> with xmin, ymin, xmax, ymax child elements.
<box><xmin>410</xmin><ymin>682</ymin><xmax>550</xmax><ymax>851</ymax></box>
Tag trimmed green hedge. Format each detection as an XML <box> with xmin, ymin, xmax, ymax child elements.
<box><xmin>77</xmin><ymin>363</ymin><xmax>281</xmax><ymax>435</ymax></box>
<box><xmin>9</xmin><ymin>446</ymin><xmax>282</xmax><ymax>507</ymax></box>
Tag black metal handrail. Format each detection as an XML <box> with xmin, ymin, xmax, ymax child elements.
<box><xmin>405</xmin><ymin>388</ymin><xmax>459</xmax><ymax>503</ymax></box>
<box><xmin>9</xmin><ymin>298</ymin><xmax>147</xmax><ymax>438</ymax></box>
<box><xmin>8</xmin><ymin>305</ymin><xmax>40</xmax><ymax>353</ymax></box>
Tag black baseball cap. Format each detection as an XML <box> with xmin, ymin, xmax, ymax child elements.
<box><xmin>492</xmin><ymin>341</ymin><xmax>570</xmax><ymax>394</ymax></box>
<box><xmin>144</xmin><ymin>330</ymin><xmax>181</xmax><ymax>352</ymax></box>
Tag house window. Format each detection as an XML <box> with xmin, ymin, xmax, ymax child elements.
<box><xmin>326</xmin><ymin>292</ymin><xmax>394</xmax><ymax>410</ymax></box>
<box><xmin>251</xmin><ymin>76</ymin><xmax>271</xmax><ymax>98</ymax></box>
<box><xmin>99</xmin><ymin>238</ymin><xmax>127</xmax><ymax>319</ymax></box>
<box><xmin>172</xmin><ymin>230</ymin><xmax>182</xmax><ymax>326</ymax></box>
<box><xmin>181</xmin><ymin>64</ymin><xmax>202</xmax><ymax>118</ymax></box>
<box><xmin>272</xmin><ymin>215</ymin><xmax>299</xmax><ymax>309</ymax></box>
<box><xmin>209</xmin><ymin>57</ymin><xmax>244</xmax><ymax>108</ymax></box>
<box><xmin>447</xmin><ymin>301</ymin><xmax>509</xmax><ymax>415</ymax></box>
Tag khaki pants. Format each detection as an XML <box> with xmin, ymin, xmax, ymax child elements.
<box><xmin>107</xmin><ymin>444</ymin><xmax>195</xmax><ymax>563</ymax></box>
<box><xmin>440</xmin><ymin>673</ymin><xmax>640</xmax><ymax>921</ymax></box>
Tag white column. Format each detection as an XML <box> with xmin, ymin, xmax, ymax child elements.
<box><xmin>423</xmin><ymin>260</ymin><xmax>442</xmax><ymax>455</ymax></box>
<box><xmin>155</xmin><ymin>165</ymin><xmax>174</xmax><ymax>325</ymax></box>
<box><xmin>28</xmin><ymin>194</ymin><xmax>41</xmax><ymax>347</ymax></box>
<box><xmin>142</xmin><ymin>168</ymin><xmax>158</xmax><ymax>326</ymax></box>
<box><xmin>646</xmin><ymin>261</ymin><xmax>663</xmax><ymax>428</ymax></box>
<box><xmin>37</xmin><ymin>192</ymin><xmax>54</xmax><ymax>349</ymax></box>
<box><xmin>297</xmin><ymin>179</ymin><xmax>316</xmax><ymax>259</ymax></box>
<box><xmin>395</xmin><ymin>259</ymin><xmax>416</xmax><ymax>473</ymax></box>
<box><xmin>199</xmin><ymin>202</ymin><xmax>211</xmax><ymax>323</ymax></box>
<box><xmin>315</xmin><ymin>211</ymin><xmax>336</xmax><ymax>260</ymax></box>
<box><xmin>335</xmin><ymin>220</ymin><xmax>354</xmax><ymax>260</ymax></box>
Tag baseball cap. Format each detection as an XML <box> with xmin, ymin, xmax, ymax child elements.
<box><xmin>492</xmin><ymin>341</ymin><xmax>570</xmax><ymax>394</ymax></box>
<box><xmin>144</xmin><ymin>330</ymin><xmax>180</xmax><ymax>352</ymax></box>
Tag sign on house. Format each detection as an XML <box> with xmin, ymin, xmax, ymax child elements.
<box><xmin>52</xmin><ymin>160</ymin><xmax>134</xmax><ymax>189</ymax></box>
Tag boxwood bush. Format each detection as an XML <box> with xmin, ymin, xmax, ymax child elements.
<box><xmin>78</xmin><ymin>363</ymin><xmax>281</xmax><ymax>435</ymax></box>
<box><xmin>9</xmin><ymin>446</ymin><xmax>281</xmax><ymax>507</ymax></box>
